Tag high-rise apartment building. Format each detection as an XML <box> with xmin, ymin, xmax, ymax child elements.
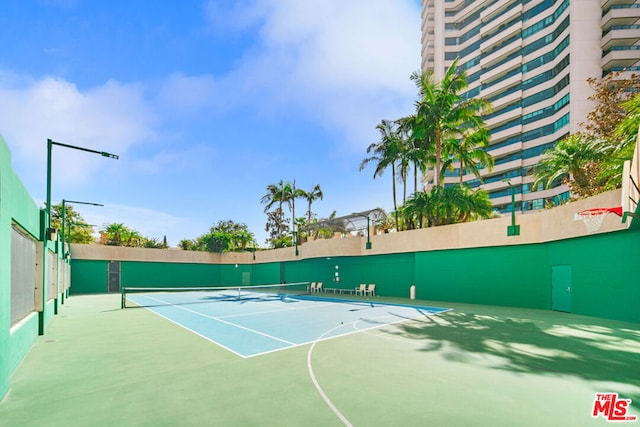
<box><xmin>421</xmin><ymin>0</ymin><xmax>640</xmax><ymax>213</ymax></box>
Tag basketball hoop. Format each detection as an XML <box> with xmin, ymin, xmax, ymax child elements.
<box><xmin>574</xmin><ymin>207</ymin><xmax>623</xmax><ymax>232</ymax></box>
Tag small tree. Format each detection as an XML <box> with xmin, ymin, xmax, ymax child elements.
<box><xmin>50</xmin><ymin>204</ymin><xmax>95</xmax><ymax>244</ymax></box>
<box><xmin>582</xmin><ymin>72</ymin><xmax>639</xmax><ymax>142</ymax></box>
<box><xmin>203</xmin><ymin>232</ymin><xmax>231</xmax><ymax>253</ymax></box>
<box><xmin>265</xmin><ymin>207</ymin><xmax>289</xmax><ymax>248</ymax></box>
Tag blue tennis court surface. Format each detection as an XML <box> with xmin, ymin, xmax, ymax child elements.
<box><xmin>127</xmin><ymin>290</ymin><xmax>450</xmax><ymax>358</ymax></box>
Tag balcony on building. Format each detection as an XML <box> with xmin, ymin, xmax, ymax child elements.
<box><xmin>480</xmin><ymin>73</ymin><xmax>521</xmax><ymax>100</ymax></box>
<box><xmin>480</xmin><ymin>37</ymin><xmax>522</xmax><ymax>70</ymax></box>
<box><xmin>481</xmin><ymin>2</ymin><xmax>523</xmax><ymax>37</ymax></box>
<box><xmin>601</xmin><ymin>46</ymin><xmax>640</xmax><ymax>69</ymax></box>
<box><xmin>488</xmin><ymin>139</ymin><xmax>523</xmax><ymax>158</ymax></box>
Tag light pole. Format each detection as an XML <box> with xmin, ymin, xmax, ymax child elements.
<box><xmin>61</xmin><ymin>199</ymin><xmax>103</xmax><ymax>259</ymax></box>
<box><xmin>46</xmin><ymin>139</ymin><xmax>117</xmax><ymax>230</ymax></box>
<box><xmin>503</xmin><ymin>180</ymin><xmax>520</xmax><ymax>236</ymax></box>
<box><xmin>41</xmin><ymin>138</ymin><xmax>118</xmax><ymax>335</ymax></box>
<box><xmin>352</xmin><ymin>212</ymin><xmax>372</xmax><ymax>249</ymax></box>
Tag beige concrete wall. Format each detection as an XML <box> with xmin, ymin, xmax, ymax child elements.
<box><xmin>72</xmin><ymin>245</ymin><xmax>223</xmax><ymax>263</ymax></box>
<box><xmin>71</xmin><ymin>190</ymin><xmax>627</xmax><ymax>263</ymax></box>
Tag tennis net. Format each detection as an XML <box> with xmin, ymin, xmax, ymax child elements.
<box><xmin>120</xmin><ymin>282</ymin><xmax>311</xmax><ymax>309</ymax></box>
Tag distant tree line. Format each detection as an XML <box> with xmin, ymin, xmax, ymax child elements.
<box><xmin>178</xmin><ymin>220</ymin><xmax>254</xmax><ymax>253</ymax></box>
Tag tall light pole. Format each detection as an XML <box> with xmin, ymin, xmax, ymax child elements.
<box><xmin>46</xmin><ymin>139</ymin><xmax>117</xmax><ymax>230</ymax></box>
<box><xmin>41</xmin><ymin>138</ymin><xmax>118</xmax><ymax>335</ymax></box>
<box><xmin>503</xmin><ymin>180</ymin><xmax>520</xmax><ymax>236</ymax></box>
<box><xmin>352</xmin><ymin>212</ymin><xmax>372</xmax><ymax>250</ymax></box>
<box><xmin>61</xmin><ymin>199</ymin><xmax>103</xmax><ymax>259</ymax></box>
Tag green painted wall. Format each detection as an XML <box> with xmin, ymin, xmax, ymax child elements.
<box><xmin>70</xmin><ymin>260</ymin><xmax>109</xmax><ymax>294</ymax></box>
<box><xmin>7</xmin><ymin>314</ymin><xmax>39</xmax><ymax>376</ymax></box>
<box><xmin>122</xmin><ymin>262</ymin><xmax>221</xmax><ymax>288</ymax></box>
<box><xmin>71</xmin><ymin>227</ymin><xmax>640</xmax><ymax>324</ymax></box>
<box><xmin>415</xmin><ymin>244</ymin><xmax>550</xmax><ymax>308</ymax></box>
<box><xmin>546</xmin><ymin>230</ymin><xmax>640</xmax><ymax>321</ymax></box>
<box><xmin>251</xmin><ymin>262</ymin><xmax>280</xmax><ymax>285</ymax></box>
<box><xmin>0</xmin><ymin>136</ymin><xmax>45</xmax><ymax>401</ymax></box>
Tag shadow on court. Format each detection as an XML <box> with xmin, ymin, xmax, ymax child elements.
<box><xmin>396</xmin><ymin>308</ymin><xmax>640</xmax><ymax>411</ymax></box>
<box><xmin>1</xmin><ymin>294</ymin><xmax>638</xmax><ymax>427</ymax></box>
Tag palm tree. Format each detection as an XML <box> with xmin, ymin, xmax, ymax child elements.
<box><xmin>261</xmin><ymin>180</ymin><xmax>288</xmax><ymax>213</ymax></box>
<box><xmin>360</xmin><ymin>119</ymin><xmax>403</xmax><ymax>230</ymax></box>
<box><xmin>402</xmin><ymin>191</ymin><xmax>430</xmax><ymax>229</ymax></box>
<box><xmin>442</xmin><ymin>128</ymin><xmax>494</xmax><ymax>185</ymax></box>
<box><xmin>103</xmin><ymin>223</ymin><xmax>126</xmax><ymax>246</ymax></box>
<box><xmin>397</xmin><ymin>115</ymin><xmax>429</xmax><ymax>195</ymax></box>
<box><xmin>425</xmin><ymin>185</ymin><xmax>493</xmax><ymax>226</ymax></box>
<box><xmin>599</xmin><ymin>93</ymin><xmax>640</xmax><ymax>189</ymax></box>
<box><xmin>614</xmin><ymin>93</ymin><xmax>640</xmax><ymax>149</ymax></box>
<box><xmin>410</xmin><ymin>58</ymin><xmax>491</xmax><ymax>188</ymax></box>
<box><xmin>282</xmin><ymin>180</ymin><xmax>305</xmax><ymax>234</ymax></box>
<box><xmin>233</xmin><ymin>229</ymin><xmax>254</xmax><ymax>251</ymax></box>
<box><xmin>124</xmin><ymin>229</ymin><xmax>143</xmax><ymax>247</ymax></box>
<box><xmin>261</xmin><ymin>180</ymin><xmax>293</xmax><ymax>240</ymax></box>
<box><xmin>533</xmin><ymin>134</ymin><xmax>606</xmax><ymax>193</ymax></box>
<box><xmin>300</xmin><ymin>184</ymin><xmax>324</xmax><ymax>224</ymax></box>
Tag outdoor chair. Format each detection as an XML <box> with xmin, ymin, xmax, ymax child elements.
<box><xmin>365</xmin><ymin>284</ymin><xmax>376</xmax><ymax>297</ymax></box>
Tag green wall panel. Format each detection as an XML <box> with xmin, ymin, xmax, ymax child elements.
<box><xmin>8</xmin><ymin>314</ymin><xmax>39</xmax><ymax>375</ymax></box>
<box><xmin>277</xmin><ymin>254</ymin><xmax>414</xmax><ymax>297</ymax></box>
<box><xmin>320</xmin><ymin>254</ymin><xmax>414</xmax><ymax>297</ymax></box>
<box><xmin>283</xmin><ymin>258</ymin><xmax>326</xmax><ymax>285</ymax></box>
<box><xmin>251</xmin><ymin>263</ymin><xmax>281</xmax><ymax>285</ymax></box>
<box><xmin>414</xmin><ymin>244</ymin><xmax>550</xmax><ymax>309</ymax></box>
<box><xmin>121</xmin><ymin>262</ymin><xmax>221</xmax><ymax>288</ymax></box>
<box><xmin>547</xmin><ymin>229</ymin><xmax>640</xmax><ymax>322</ymax></box>
<box><xmin>220</xmin><ymin>263</ymin><xmax>250</xmax><ymax>286</ymax></box>
<box><xmin>70</xmin><ymin>260</ymin><xmax>108</xmax><ymax>294</ymax></box>
<box><xmin>1</xmin><ymin>136</ymin><xmax>44</xmax><ymax>401</ymax></box>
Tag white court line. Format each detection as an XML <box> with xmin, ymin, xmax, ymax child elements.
<box><xmin>307</xmin><ymin>322</ymin><xmax>355</xmax><ymax>427</ymax></box>
<box><xmin>130</xmin><ymin>305</ymin><xmax>248</xmax><ymax>358</ymax></box>
<box><xmin>217</xmin><ymin>298</ymin><xmax>359</xmax><ymax>320</ymax></box>
<box><xmin>130</xmin><ymin>294</ymin><xmax>450</xmax><ymax>359</ymax></box>
<box><xmin>134</xmin><ymin>294</ymin><xmax>297</xmax><ymax>346</ymax></box>
<box><xmin>306</xmin><ymin>309</ymin><xmax>452</xmax><ymax>426</ymax></box>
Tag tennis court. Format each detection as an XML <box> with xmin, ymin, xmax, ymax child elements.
<box><xmin>1</xmin><ymin>292</ymin><xmax>638</xmax><ymax>427</ymax></box>
<box><xmin>123</xmin><ymin>284</ymin><xmax>450</xmax><ymax>358</ymax></box>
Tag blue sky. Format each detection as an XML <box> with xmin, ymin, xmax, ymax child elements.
<box><xmin>0</xmin><ymin>0</ymin><xmax>422</xmax><ymax>246</ymax></box>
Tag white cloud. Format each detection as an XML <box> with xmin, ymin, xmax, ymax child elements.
<box><xmin>131</xmin><ymin>144</ymin><xmax>218</xmax><ymax>175</ymax></box>
<box><xmin>0</xmin><ymin>75</ymin><xmax>156</xmax><ymax>192</ymax></box>
<box><xmin>155</xmin><ymin>73</ymin><xmax>221</xmax><ymax>116</ymax></box>
<box><xmin>203</xmin><ymin>0</ymin><xmax>269</xmax><ymax>32</ymax></box>
<box><xmin>211</xmin><ymin>0</ymin><xmax>422</xmax><ymax>150</ymax></box>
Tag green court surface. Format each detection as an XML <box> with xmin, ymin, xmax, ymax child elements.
<box><xmin>0</xmin><ymin>294</ymin><xmax>638</xmax><ymax>427</ymax></box>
